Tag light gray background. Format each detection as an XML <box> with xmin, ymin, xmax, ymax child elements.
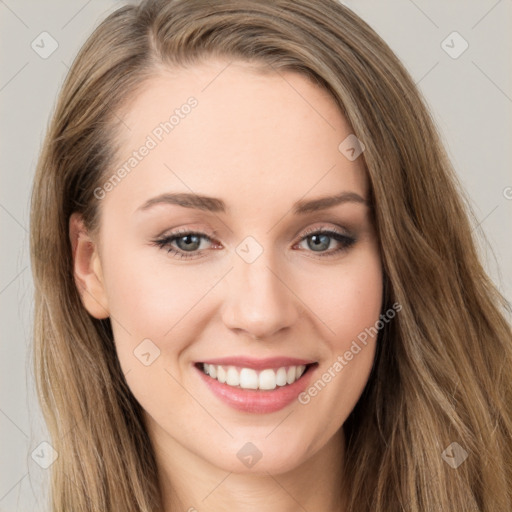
<box><xmin>1</xmin><ymin>1</ymin><xmax>511</xmax><ymax>510</ymax></box>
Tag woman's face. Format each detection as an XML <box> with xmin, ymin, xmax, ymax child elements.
<box><xmin>72</xmin><ymin>59</ymin><xmax>383</xmax><ymax>475</ymax></box>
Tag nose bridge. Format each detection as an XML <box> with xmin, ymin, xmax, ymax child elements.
<box><xmin>221</xmin><ymin>238</ymin><xmax>299</xmax><ymax>339</ymax></box>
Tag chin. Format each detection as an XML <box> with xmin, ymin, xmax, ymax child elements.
<box><xmin>206</xmin><ymin>436</ymin><xmax>313</xmax><ymax>475</ymax></box>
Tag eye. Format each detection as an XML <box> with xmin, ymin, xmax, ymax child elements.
<box><xmin>151</xmin><ymin>226</ymin><xmax>356</xmax><ymax>260</ymax></box>
<box><xmin>151</xmin><ymin>228</ymin><xmax>217</xmax><ymax>260</ymax></box>
<box><xmin>294</xmin><ymin>227</ymin><xmax>356</xmax><ymax>258</ymax></box>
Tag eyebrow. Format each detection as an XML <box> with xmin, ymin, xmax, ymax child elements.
<box><xmin>135</xmin><ymin>191</ymin><xmax>369</xmax><ymax>215</ymax></box>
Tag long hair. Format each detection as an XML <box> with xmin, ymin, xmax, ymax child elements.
<box><xmin>30</xmin><ymin>0</ymin><xmax>512</xmax><ymax>510</ymax></box>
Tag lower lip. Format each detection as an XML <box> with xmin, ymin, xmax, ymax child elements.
<box><xmin>195</xmin><ymin>363</ymin><xmax>318</xmax><ymax>414</ymax></box>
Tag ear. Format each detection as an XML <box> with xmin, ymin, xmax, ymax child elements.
<box><xmin>69</xmin><ymin>212</ymin><xmax>110</xmax><ymax>319</ymax></box>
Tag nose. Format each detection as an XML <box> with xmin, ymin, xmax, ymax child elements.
<box><xmin>220</xmin><ymin>249</ymin><xmax>300</xmax><ymax>340</ymax></box>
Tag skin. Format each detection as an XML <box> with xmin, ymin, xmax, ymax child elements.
<box><xmin>70</xmin><ymin>58</ymin><xmax>383</xmax><ymax>512</ymax></box>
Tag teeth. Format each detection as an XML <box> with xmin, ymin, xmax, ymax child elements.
<box><xmin>239</xmin><ymin>368</ymin><xmax>259</xmax><ymax>389</ymax></box>
<box><xmin>226</xmin><ymin>367</ymin><xmax>239</xmax><ymax>386</ymax></box>
<box><xmin>202</xmin><ymin>363</ymin><xmax>307</xmax><ymax>390</ymax></box>
<box><xmin>217</xmin><ymin>365</ymin><xmax>226</xmax><ymax>383</ymax></box>
<box><xmin>259</xmin><ymin>369</ymin><xmax>277</xmax><ymax>390</ymax></box>
<box><xmin>276</xmin><ymin>367</ymin><xmax>287</xmax><ymax>387</ymax></box>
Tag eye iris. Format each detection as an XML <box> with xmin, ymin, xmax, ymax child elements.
<box><xmin>176</xmin><ymin>234</ymin><xmax>201</xmax><ymax>251</ymax></box>
<box><xmin>308</xmin><ymin>233</ymin><xmax>330</xmax><ymax>251</ymax></box>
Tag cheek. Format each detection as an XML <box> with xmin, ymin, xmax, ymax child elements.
<box><xmin>100</xmin><ymin>243</ymin><xmax>208</xmax><ymax>416</ymax></box>
<box><xmin>296</xmin><ymin>250</ymin><xmax>383</xmax><ymax>430</ymax></box>
<box><xmin>104</xmin><ymin>225</ymin><xmax>217</xmax><ymax>316</ymax></box>
<box><xmin>99</xmin><ymin>237</ymin><xmax>216</xmax><ymax>368</ymax></box>
<box><xmin>306</xmin><ymin>252</ymin><xmax>383</xmax><ymax>347</ymax></box>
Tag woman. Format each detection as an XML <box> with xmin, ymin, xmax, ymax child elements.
<box><xmin>30</xmin><ymin>0</ymin><xmax>512</xmax><ymax>510</ymax></box>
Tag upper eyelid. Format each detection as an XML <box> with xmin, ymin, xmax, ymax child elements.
<box><xmin>299</xmin><ymin>225</ymin><xmax>349</xmax><ymax>237</ymax></box>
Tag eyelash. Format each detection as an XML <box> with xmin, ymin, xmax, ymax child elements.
<box><xmin>151</xmin><ymin>226</ymin><xmax>356</xmax><ymax>260</ymax></box>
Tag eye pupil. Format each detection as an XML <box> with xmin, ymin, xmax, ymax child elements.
<box><xmin>177</xmin><ymin>234</ymin><xmax>201</xmax><ymax>251</ymax></box>
<box><xmin>308</xmin><ymin>233</ymin><xmax>330</xmax><ymax>251</ymax></box>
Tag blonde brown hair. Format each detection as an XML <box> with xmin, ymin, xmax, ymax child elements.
<box><xmin>30</xmin><ymin>0</ymin><xmax>512</xmax><ymax>510</ymax></box>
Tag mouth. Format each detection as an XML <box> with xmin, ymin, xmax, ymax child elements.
<box><xmin>194</xmin><ymin>359</ymin><xmax>320</xmax><ymax>413</ymax></box>
<box><xmin>194</xmin><ymin>362</ymin><xmax>318</xmax><ymax>391</ymax></box>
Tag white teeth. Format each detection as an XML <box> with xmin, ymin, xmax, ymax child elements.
<box><xmin>226</xmin><ymin>367</ymin><xmax>240</xmax><ymax>386</ymax></box>
<box><xmin>276</xmin><ymin>367</ymin><xmax>287</xmax><ymax>387</ymax></box>
<box><xmin>217</xmin><ymin>366</ymin><xmax>226</xmax><ymax>383</ymax></box>
<box><xmin>239</xmin><ymin>368</ymin><xmax>259</xmax><ymax>389</ymax></box>
<box><xmin>259</xmin><ymin>369</ymin><xmax>277</xmax><ymax>390</ymax></box>
<box><xmin>296</xmin><ymin>365</ymin><xmax>306</xmax><ymax>379</ymax></box>
<box><xmin>201</xmin><ymin>363</ymin><xmax>310</xmax><ymax>390</ymax></box>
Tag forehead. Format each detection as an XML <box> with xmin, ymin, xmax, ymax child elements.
<box><xmin>104</xmin><ymin>59</ymin><xmax>368</xmax><ymax>218</ymax></box>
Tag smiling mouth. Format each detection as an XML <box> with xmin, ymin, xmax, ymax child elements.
<box><xmin>195</xmin><ymin>362</ymin><xmax>318</xmax><ymax>391</ymax></box>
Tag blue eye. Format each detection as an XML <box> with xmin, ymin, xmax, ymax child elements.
<box><xmin>152</xmin><ymin>227</ymin><xmax>356</xmax><ymax>260</ymax></box>
<box><xmin>297</xmin><ymin>228</ymin><xmax>356</xmax><ymax>256</ymax></box>
<box><xmin>152</xmin><ymin>229</ymin><xmax>215</xmax><ymax>260</ymax></box>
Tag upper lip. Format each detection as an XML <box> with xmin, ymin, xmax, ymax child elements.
<box><xmin>197</xmin><ymin>357</ymin><xmax>316</xmax><ymax>371</ymax></box>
